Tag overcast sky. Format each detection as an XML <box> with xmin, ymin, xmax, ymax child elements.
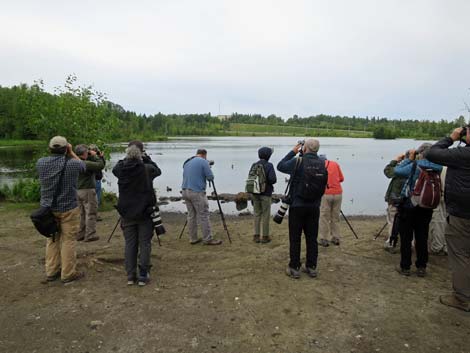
<box><xmin>1</xmin><ymin>0</ymin><xmax>470</xmax><ymax>121</ymax></box>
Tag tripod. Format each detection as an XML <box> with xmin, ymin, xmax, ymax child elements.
<box><xmin>340</xmin><ymin>210</ymin><xmax>359</xmax><ymax>239</ymax></box>
<box><xmin>178</xmin><ymin>181</ymin><xmax>232</xmax><ymax>243</ymax></box>
<box><xmin>107</xmin><ymin>216</ymin><xmax>162</xmax><ymax>246</ymax></box>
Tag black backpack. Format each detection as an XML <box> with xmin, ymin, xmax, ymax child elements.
<box><xmin>296</xmin><ymin>157</ymin><xmax>328</xmax><ymax>201</ymax></box>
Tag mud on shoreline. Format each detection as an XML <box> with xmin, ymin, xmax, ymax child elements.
<box><xmin>0</xmin><ymin>208</ymin><xmax>468</xmax><ymax>353</ymax></box>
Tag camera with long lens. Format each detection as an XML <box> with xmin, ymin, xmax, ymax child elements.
<box><xmin>273</xmin><ymin>195</ymin><xmax>291</xmax><ymax>224</ymax></box>
<box><xmin>147</xmin><ymin>205</ymin><xmax>166</xmax><ymax>235</ymax></box>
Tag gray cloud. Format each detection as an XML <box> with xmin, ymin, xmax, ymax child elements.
<box><xmin>1</xmin><ymin>0</ymin><xmax>470</xmax><ymax>120</ymax></box>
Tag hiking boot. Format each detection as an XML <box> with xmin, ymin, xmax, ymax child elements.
<box><xmin>416</xmin><ymin>267</ymin><xmax>427</xmax><ymax>277</ymax></box>
<box><xmin>384</xmin><ymin>246</ymin><xmax>397</xmax><ymax>254</ymax></box>
<box><xmin>138</xmin><ymin>271</ymin><xmax>150</xmax><ymax>287</ymax></box>
<box><xmin>190</xmin><ymin>238</ymin><xmax>202</xmax><ymax>245</ymax></box>
<box><xmin>203</xmin><ymin>239</ymin><xmax>223</xmax><ymax>246</ymax></box>
<box><xmin>302</xmin><ymin>265</ymin><xmax>317</xmax><ymax>278</ymax></box>
<box><xmin>77</xmin><ymin>236</ymin><xmax>85</xmax><ymax>241</ymax></box>
<box><xmin>46</xmin><ymin>271</ymin><xmax>61</xmax><ymax>282</ymax></box>
<box><xmin>84</xmin><ymin>236</ymin><xmax>100</xmax><ymax>242</ymax></box>
<box><xmin>253</xmin><ymin>235</ymin><xmax>261</xmax><ymax>243</ymax></box>
<box><xmin>286</xmin><ymin>266</ymin><xmax>300</xmax><ymax>279</ymax></box>
<box><xmin>330</xmin><ymin>237</ymin><xmax>340</xmax><ymax>246</ymax></box>
<box><xmin>395</xmin><ymin>266</ymin><xmax>411</xmax><ymax>277</ymax></box>
<box><xmin>62</xmin><ymin>271</ymin><xmax>85</xmax><ymax>284</ymax></box>
<box><xmin>431</xmin><ymin>249</ymin><xmax>447</xmax><ymax>256</ymax></box>
<box><xmin>319</xmin><ymin>239</ymin><xmax>329</xmax><ymax>247</ymax></box>
<box><xmin>439</xmin><ymin>294</ymin><xmax>470</xmax><ymax>312</ymax></box>
<box><xmin>261</xmin><ymin>236</ymin><xmax>272</xmax><ymax>244</ymax></box>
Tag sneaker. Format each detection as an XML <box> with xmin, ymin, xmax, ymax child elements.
<box><xmin>330</xmin><ymin>237</ymin><xmax>340</xmax><ymax>246</ymax></box>
<box><xmin>84</xmin><ymin>236</ymin><xmax>100</xmax><ymax>242</ymax></box>
<box><xmin>127</xmin><ymin>280</ymin><xmax>135</xmax><ymax>286</ymax></box>
<box><xmin>286</xmin><ymin>266</ymin><xmax>300</xmax><ymax>279</ymax></box>
<box><xmin>190</xmin><ymin>238</ymin><xmax>202</xmax><ymax>245</ymax></box>
<box><xmin>138</xmin><ymin>272</ymin><xmax>150</xmax><ymax>287</ymax></box>
<box><xmin>96</xmin><ymin>216</ymin><xmax>103</xmax><ymax>222</ymax></box>
<box><xmin>302</xmin><ymin>265</ymin><xmax>317</xmax><ymax>278</ymax></box>
<box><xmin>319</xmin><ymin>239</ymin><xmax>329</xmax><ymax>247</ymax></box>
<box><xmin>46</xmin><ymin>271</ymin><xmax>61</xmax><ymax>282</ymax></box>
<box><xmin>203</xmin><ymin>239</ymin><xmax>223</xmax><ymax>246</ymax></box>
<box><xmin>395</xmin><ymin>266</ymin><xmax>411</xmax><ymax>277</ymax></box>
<box><xmin>416</xmin><ymin>267</ymin><xmax>427</xmax><ymax>277</ymax></box>
<box><xmin>261</xmin><ymin>236</ymin><xmax>272</xmax><ymax>244</ymax></box>
<box><xmin>439</xmin><ymin>294</ymin><xmax>470</xmax><ymax>312</ymax></box>
<box><xmin>253</xmin><ymin>235</ymin><xmax>260</xmax><ymax>243</ymax></box>
<box><xmin>62</xmin><ymin>271</ymin><xmax>85</xmax><ymax>283</ymax></box>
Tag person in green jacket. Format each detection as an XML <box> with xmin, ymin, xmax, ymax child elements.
<box><xmin>383</xmin><ymin>156</ymin><xmax>407</xmax><ymax>252</ymax></box>
<box><xmin>75</xmin><ymin>144</ymin><xmax>105</xmax><ymax>242</ymax></box>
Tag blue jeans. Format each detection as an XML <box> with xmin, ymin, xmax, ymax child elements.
<box><xmin>95</xmin><ymin>180</ymin><xmax>102</xmax><ymax>206</ymax></box>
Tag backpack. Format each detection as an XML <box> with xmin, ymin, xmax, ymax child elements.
<box><xmin>296</xmin><ymin>157</ymin><xmax>328</xmax><ymax>201</ymax></box>
<box><xmin>410</xmin><ymin>167</ymin><xmax>441</xmax><ymax>209</ymax></box>
<box><xmin>245</xmin><ymin>162</ymin><xmax>267</xmax><ymax>194</ymax></box>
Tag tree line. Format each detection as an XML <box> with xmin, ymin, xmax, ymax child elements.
<box><xmin>0</xmin><ymin>76</ymin><xmax>466</xmax><ymax>143</ymax></box>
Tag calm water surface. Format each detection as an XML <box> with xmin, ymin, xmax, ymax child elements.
<box><xmin>0</xmin><ymin>137</ymin><xmax>435</xmax><ymax>215</ymax></box>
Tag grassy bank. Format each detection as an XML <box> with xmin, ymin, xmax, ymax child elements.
<box><xmin>0</xmin><ymin>139</ymin><xmax>45</xmax><ymax>147</ymax></box>
<box><xmin>226</xmin><ymin>123</ymin><xmax>373</xmax><ymax>138</ymax></box>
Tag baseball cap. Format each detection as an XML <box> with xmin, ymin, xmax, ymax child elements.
<box><xmin>49</xmin><ymin>136</ymin><xmax>67</xmax><ymax>149</ymax></box>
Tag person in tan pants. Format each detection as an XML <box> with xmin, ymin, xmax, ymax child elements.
<box><xmin>319</xmin><ymin>156</ymin><xmax>344</xmax><ymax>247</ymax></box>
<box><xmin>36</xmin><ymin>136</ymin><xmax>86</xmax><ymax>283</ymax></box>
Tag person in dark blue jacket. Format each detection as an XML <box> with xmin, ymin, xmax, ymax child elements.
<box><xmin>277</xmin><ymin>139</ymin><xmax>323</xmax><ymax>279</ymax></box>
<box><xmin>394</xmin><ymin>143</ymin><xmax>442</xmax><ymax>277</ymax></box>
<box><xmin>251</xmin><ymin>147</ymin><xmax>277</xmax><ymax>243</ymax></box>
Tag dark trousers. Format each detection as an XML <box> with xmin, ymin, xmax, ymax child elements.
<box><xmin>122</xmin><ymin>218</ymin><xmax>153</xmax><ymax>280</ymax></box>
<box><xmin>399</xmin><ymin>206</ymin><xmax>433</xmax><ymax>270</ymax></box>
<box><xmin>288</xmin><ymin>206</ymin><xmax>320</xmax><ymax>269</ymax></box>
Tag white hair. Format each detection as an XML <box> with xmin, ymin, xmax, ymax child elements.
<box><xmin>304</xmin><ymin>138</ymin><xmax>320</xmax><ymax>153</ymax></box>
<box><xmin>125</xmin><ymin>145</ymin><xmax>143</xmax><ymax>160</ymax></box>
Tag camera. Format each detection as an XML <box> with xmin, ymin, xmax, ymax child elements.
<box><xmin>147</xmin><ymin>205</ymin><xmax>166</xmax><ymax>236</ymax></box>
<box><xmin>297</xmin><ymin>140</ymin><xmax>305</xmax><ymax>146</ymax></box>
<box><xmin>460</xmin><ymin>124</ymin><xmax>470</xmax><ymax>140</ymax></box>
<box><xmin>273</xmin><ymin>195</ymin><xmax>291</xmax><ymax>224</ymax></box>
<box><xmin>208</xmin><ymin>160</ymin><xmax>215</xmax><ymax>166</ymax></box>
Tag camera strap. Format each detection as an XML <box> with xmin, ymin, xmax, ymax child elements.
<box><xmin>284</xmin><ymin>157</ymin><xmax>302</xmax><ymax>196</ymax></box>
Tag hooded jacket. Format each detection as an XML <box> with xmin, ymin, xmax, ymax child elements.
<box><xmin>251</xmin><ymin>147</ymin><xmax>277</xmax><ymax>196</ymax></box>
<box><xmin>426</xmin><ymin>137</ymin><xmax>470</xmax><ymax>219</ymax></box>
<box><xmin>112</xmin><ymin>158</ymin><xmax>161</xmax><ymax>220</ymax></box>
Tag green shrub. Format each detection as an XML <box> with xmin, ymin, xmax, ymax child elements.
<box><xmin>1</xmin><ymin>179</ymin><xmax>41</xmax><ymax>202</ymax></box>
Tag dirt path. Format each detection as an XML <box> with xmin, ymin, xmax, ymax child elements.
<box><xmin>0</xmin><ymin>207</ymin><xmax>468</xmax><ymax>353</ymax></box>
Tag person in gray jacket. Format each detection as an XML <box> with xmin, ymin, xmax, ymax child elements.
<box><xmin>427</xmin><ymin>127</ymin><xmax>470</xmax><ymax>312</ymax></box>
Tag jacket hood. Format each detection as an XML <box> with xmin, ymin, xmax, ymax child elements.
<box><xmin>258</xmin><ymin>147</ymin><xmax>273</xmax><ymax>161</ymax></box>
<box><xmin>116</xmin><ymin>159</ymin><xmax>145</xmax><ymax>185</ymax></box>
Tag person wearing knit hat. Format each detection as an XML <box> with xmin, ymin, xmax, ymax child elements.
<box><xmin>249</xmin><ymin>147</ymin><xmax>277</xmax><ymax>244</ymax></box>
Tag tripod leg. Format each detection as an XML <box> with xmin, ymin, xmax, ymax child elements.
<box><xmin>107</xmin><ymin>217</ymin><xmax>121</xmax><ymax>243</ymax></box>
<box><xmin>340</xmin><ymin>210</ymin><xmax>359</xmax><ymax>239</ymax></box>
<box><xmin>374</xmin><ymin>222</ymin><xmax>388</xmax><ymax>240</ymax></box>
<box><xmin>178</xmin><ymin>219</ymin><xmax>188</xmax><ymax>240</ymax></box>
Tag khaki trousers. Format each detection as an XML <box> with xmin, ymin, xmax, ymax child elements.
<box><xmin>45</xmin><ymin>207</ymin><xmax>80</xmax><ymax>280</ymax></box>
<box><xmin>77</xmin><ymin>188</ymin><xmax>98</xmax><ymax>240</ymax></box>
<box><xmin>319</xmin><ymin>194</ymin><xmax>342</xmax><ymax>241</ymax></box>
<box><xmin>429</xmin><ymin>201</ymin><xmax>447</xmax><ymax>253</ymax></box>
<box><xmin>445</xmin><ymin>215</ymin><xmax>470</xmax><ymax>302</ymax></box>
<box><xmin>252</xmin><ymin>194</ymin><xmax>272</xmax><ymax>237</ymax></box>
<box><xmin>182</xmin><ymin>189</ymin><xmax>212</xmax><ymax>242</ymax></box>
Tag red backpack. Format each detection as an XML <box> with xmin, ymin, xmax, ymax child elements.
<box><xmin>410</xmin><ymin>168</ymin><xmax>441</xmax><ymax>209</ymax></box>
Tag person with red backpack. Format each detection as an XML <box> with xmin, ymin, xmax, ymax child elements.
<box><xmin>393</xmin><ymin>143</ymin><xmax>442</xmax><ymax>277</ymax></box>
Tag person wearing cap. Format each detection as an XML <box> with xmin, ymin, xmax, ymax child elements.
<box><xmin>112</xmin><ymin>141</ymin><xmax>162</xmax><ymax>286</ymax></box>
<box><xmin>318</xmin><ymin>155</ymin><xmax>344</xmax><ymax>247</ymax></box>
<box><xmin>36</xmin><ymin>136</ymin><xmax>86</xmax><ymax>283</ymax></box>
<box><xmin>88</xmin><ymin>144</ymin><xmax>104</xmax><ymax>219</ymax></box>
<box><xmin>181</xmin><ymin>149</ymin><xmax>222</xmax><ymax>245</ymax></box>
<box><xmin>250</xmin><ymin>147</ymin><xmax>277</xmax><ymax>244</ymax></box>
<box><xmin>75</xmin><ymin>144</ymin><xmax>105</xmax><ymax>242</ymax></box>
<box><xmin>393</xmin><ymin>143</ymin><xmax>442</xmax><ymax>278</ymax></box>
<box><xmin>427</xmin><ymin>127</ymin><xmax>470</xmax><ymax>312</ymax></box>
<box><xmin>277</xmin><ymin>138</ymin><xmax>324</xmax><ymax>279</ymax></box>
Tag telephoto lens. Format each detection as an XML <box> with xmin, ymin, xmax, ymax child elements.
<box><xmin>273</xmin><ymin>202</ymin><xmax>289</xmax><ymax>224</ymax></box>
<box><xmin>149</xmin><ymin>206</ymin><xmax>166</xmax><ymax>235</ymax></box>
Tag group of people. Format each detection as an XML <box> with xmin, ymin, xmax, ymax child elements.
<box><xmin>36</xmin><ymin>129</ymin><xmax>469</xmax><ymax>312</ymax></box>
<box><xmin>380</xmin><ymin>127</ymin><xmax>470</xmax><ymax>312</ymax></box>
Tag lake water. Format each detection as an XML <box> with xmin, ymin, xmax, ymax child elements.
<box><xmin>0</xmin><ymin>137</ymin><xmax>436</xmax><ymax>215</ymax></box>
